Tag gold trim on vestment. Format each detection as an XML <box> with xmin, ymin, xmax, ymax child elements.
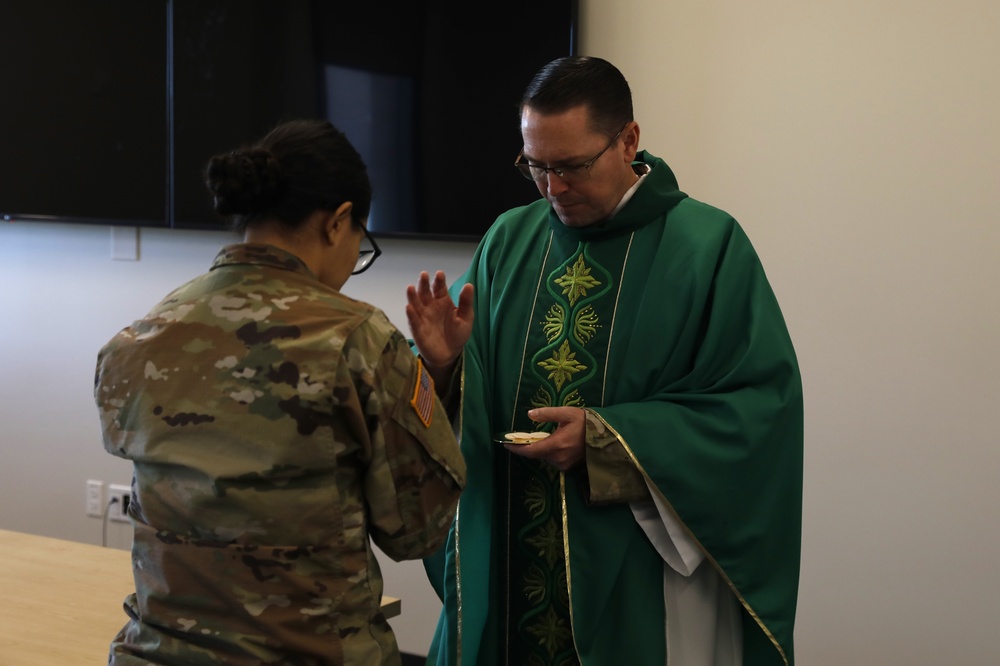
<box><xmin>510</xmin><ymin>232</ymin><xmax>555</xmax><ymax>429</ymax></box>
<box><xmin>601</xmin><ymin>232</ymin><xmax>634</xmax><ymax>402</ymax></box>
<box><xmin>454</xmin><ymin>499</ymin><xmax>463</xmax><ymax>664</ymax></box>
<box><xmin>589</xmin><ymin>411</ymin><xmax>790</xmax><ymax>666</ymax></box>
<box><xmin>502</xmin><ymin>452</ymin><xmax>512</xmax><ymax>663</ymax></box>
<box><xmin>559</xmin><ymin>472</ymin><xmax>580</xmax><ymax>658</ymax></box>
<box><xmin>455</xmin><ymin>351</ymin><xmax>465</xmax><ymax>664</ymax></box>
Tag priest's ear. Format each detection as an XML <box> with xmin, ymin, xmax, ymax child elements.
<box><xmin>621</xmin><ymin>121</ymin><xmax>640</xmax><ymax>162</ymax></box>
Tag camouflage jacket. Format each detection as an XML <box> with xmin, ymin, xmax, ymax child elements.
<box><xmin>95</xmin><ymin>243</ymin><xmax>466</xmax><ymax>665</ymax></box>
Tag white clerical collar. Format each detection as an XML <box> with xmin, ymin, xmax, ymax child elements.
<box><xmin>610</xmin><ymin>162</ymin><xmax>652</xmax><ymax>218</ymax></box>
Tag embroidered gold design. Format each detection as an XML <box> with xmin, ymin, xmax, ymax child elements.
<box><xmin>562</xmin><ymin>389</ymin><xmax>584</xmax><ymax>408</ymax></box>
<box><xmin>541</xmin><ymin>303</ymin><xmax>566</xmax><ymax>342</ymax></box>
<box><xmin>554</xmin><ymin>254</ymin><xmax>602</xmax><ymax>307</ymax></box>
<box><xmin>537</xmin><ymin>340</ymin><xmax>587</xmax><ymax>391</ymax></box>
<box><xmin>506</xmin><ymin>239</ymin><xmax>631</xmax><ymax>663</ymax></box>
<box><xmin>573</xmin><ymin>305</ymin><xmax>599</xmax><ymax>344</ymax></box>
<box><xmin>524</xmin><ymin>476</ymin><xmax>547</xmax><ymax>519</ymax></box>
<box><xmin>524</xmin><ymin>517</ymin><xmax>563</xmax><ymax>569</ymax></box>
<box><xmin>524</xmin><ymin>563</ymin><xmax>547</xmax><ymax>604</ymax></box>
<box><xmin>526</xmin><ymin>605</ymin><xmax>574</xmax><ymax>657</ymax></box>
<box><xmin>530</xmin><ymin>386</ymin><xmax>554</xmax><ymax>410</ymax></box>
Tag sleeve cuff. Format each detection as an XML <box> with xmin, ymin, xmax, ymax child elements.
<box><xmin>582</xmin><ymin>409</ymin><xmax>651</xmax><ymax>505</ymax></box>
<box><xmin>419</xmin><ymin>353</ymin><xmax>463</xmax><ymax>420</ymax></box>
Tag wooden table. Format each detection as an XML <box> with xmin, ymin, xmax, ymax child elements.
<box><xmin>0</xmin><ymin>529</ymin><xmax>400</xmax><ymax>665</ymax></box>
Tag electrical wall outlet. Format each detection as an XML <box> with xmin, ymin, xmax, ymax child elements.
<box><xmin>86</xmin><ymin>479</ymin><xmax>104</xmax><ymax>517</ymax></box>
<box><xmin>107</xmin><ymin>483</ymin><xmax>132</xmax><ymax>523</ymax></box>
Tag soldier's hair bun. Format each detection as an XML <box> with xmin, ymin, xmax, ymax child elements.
<box><xmin>202</xmin><ymin>119</ymin><xmax>371</xmax><ymax>234</ymax></box>
<box><xmin>204</xmin><ymin>148</ymin><xmax>285</xmax><ymax>217</ymax></box>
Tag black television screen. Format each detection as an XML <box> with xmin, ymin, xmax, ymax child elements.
<box><xmin>0</xmin><ymin>0</ymin><xmax>168</xmax><ymax>227</ymax></box>
<box><xmin>170</xmin><ymin>0</ymin><xmax>322</xmax><ymax>231</ymax></box>
<box><xmin>0</xmin><ymin>0</ymin><xmax>578</xmax><ymax>240</ymax></box>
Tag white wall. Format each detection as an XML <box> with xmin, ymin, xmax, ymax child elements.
<box><xmin>580</xmin><ymin>1</ymin><xmax>1000</xmax><ymax>664</ymax></box>
<box><xmin>2</xmin><ymin>1</ymin><xmax>998</xmax><ymax>663</ymax></box>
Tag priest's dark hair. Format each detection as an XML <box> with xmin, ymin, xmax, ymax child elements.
<box><xmin>520</xmin><ymin>56</ymin><xmax>634</xmax><ymax>138</ymax></box>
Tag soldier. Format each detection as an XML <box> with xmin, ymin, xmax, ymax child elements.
<box><xmin>95</xmin><ymin>118</ymin><xmax>472</xmax><ymax>665</ymax></box>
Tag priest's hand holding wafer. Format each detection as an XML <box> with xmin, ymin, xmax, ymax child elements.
<box><xmin>504</xmin><ymin>406</ymin><xmax>586</xmax><ymax>472</ymax></box>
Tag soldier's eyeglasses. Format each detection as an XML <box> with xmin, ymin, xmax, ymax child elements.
<box><xmin>353</xmin><ymin>222</ymin><xmax>381</xmax><ymax>275</ymax></box>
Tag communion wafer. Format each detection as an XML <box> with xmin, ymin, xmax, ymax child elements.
<box><xmin>504</xmin><ymin>431</ymin><xmax>550</xmax><ymax>444</ymax></box>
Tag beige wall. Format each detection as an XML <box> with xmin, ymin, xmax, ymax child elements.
<box><xmin>1</xmin><ymin>0</ymin><xmax>998</xmax><ymax>662</ymax></box>
<box><xmin>580</xmin><ymin>1</ymin><xmax>1000</xmax><ymax>664</ymax></box>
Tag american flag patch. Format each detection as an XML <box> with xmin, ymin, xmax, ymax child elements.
<box><xmin>410</xmin><ymin>358</ymin><xmax>435</xmax><ymax>427</ymax></box>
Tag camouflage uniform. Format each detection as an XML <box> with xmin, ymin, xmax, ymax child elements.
<box><xmin>95</xmin><ymin>244</ymin><xmax>466</xmax><ymax>666</ymax></box>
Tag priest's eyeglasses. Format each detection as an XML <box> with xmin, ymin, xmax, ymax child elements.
<box><xmin>514</xmin><ymin>124</ymin><xmax>626</xmax><ymax>184</ymax></box>
<box><xmin>353</xmin><ymin>222</ymin><xmax>382</xmax><ymax>275</ymax></box>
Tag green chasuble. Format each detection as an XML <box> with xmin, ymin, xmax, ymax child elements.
<box><xmin>424</xmin><ymin>151</ymin><xmax>803</xmax><ymax>666</ymax></box>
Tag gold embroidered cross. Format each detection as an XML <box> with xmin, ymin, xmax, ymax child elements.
<box><xmin>537</xmin><ymin>340</ymin><xmax>587</xmax><ymax>391</ymax></box>
<box><xmin>554</xmin><ymin>255</ymin><xmax>602</xmax><ymax>306</ymax></box>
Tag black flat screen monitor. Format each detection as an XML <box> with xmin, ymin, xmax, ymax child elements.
<box><xmin>0</xmin><ymin>0</ymin><xmax>168</xmax><ymax>227</ymax></box>
<box><xmin>1</xmin><ymin>0</ymin><xmax>578</xmax><ymax>241</ymax></box>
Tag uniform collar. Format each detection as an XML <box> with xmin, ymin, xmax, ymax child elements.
<box><xmin>210</xmin><ymin>243</ymin><xmax>316</xmax><ymax>279</ymax></box>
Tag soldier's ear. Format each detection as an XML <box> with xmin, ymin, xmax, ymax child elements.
<box><xmin>322</xmin><ymin>202</ymin><xmax>353</xmax><ymax>245</ymax></box>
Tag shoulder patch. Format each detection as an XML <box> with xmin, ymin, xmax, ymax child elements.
<box><xmin>410</xmin><ymin>358</ymin><xmax>435</xmax><ymax>427</ymax></box>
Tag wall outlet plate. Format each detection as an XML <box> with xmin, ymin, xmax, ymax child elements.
<box><xmin>107</xmin><ymin>483</ymin><xmax>131</xmax><ymax>523</ymax></box>
<box><xmin>86</xmin><ymin>479</ymin><xmax>104</xmax><ymax>517</ymax></box>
